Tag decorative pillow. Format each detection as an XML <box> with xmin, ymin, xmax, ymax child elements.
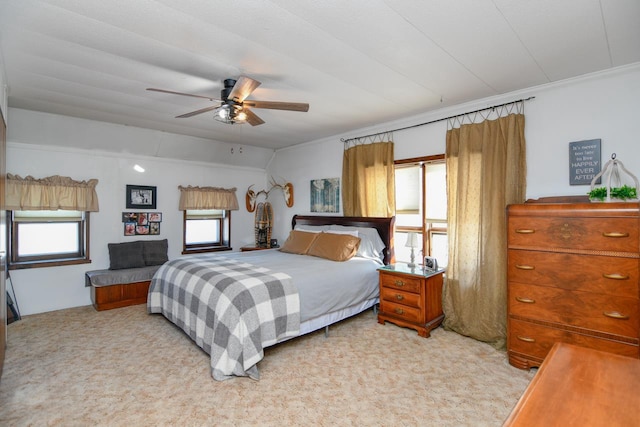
<box><xmin>279</xmin><ymin>230</ymin><xmax>319</xmax><ymax>255</ymax></box>
<box><xmin>108</xmin><ymin>241</ymin><xmax>146</xmax><ymax>270</ymax></box>
<box><xmin>143</xmin><ymin>239</ymin><xmax>169</xmax><ymax>266</ymax></box>
<box><xmin>329</xmin><ymin>225</ymin><xmax>386</xmax><ymax>261</ymax></box>
<box><xmin>306</xmin><ymin>232</ymin><xmax>361</xmax><ymax>262</ymax></box>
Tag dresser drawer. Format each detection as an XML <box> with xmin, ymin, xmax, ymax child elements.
<box><xmin>508</xmin><ymin>250</ymin><xmax>639</xmax><ymax>297</ymax></box>
<box><xmin>509</xmin><ymin>318</ymin><xmax>639</xmax><ymax>361</ymax></box>
<box><xmin>379</xmin><ymin>273</ymin><xmax>422</xmax><ymax>294</ymax></box>
<box><xmin>380</xmin><ymin>287</ymin><xmax>421</xmax><ymax>309</ymax></box>
<box><xmin>509</xmin><ymin>282</ymin><xmax>639</xmax><ymax>338</ymax></box>
<box><xmin>508</xmin><ymin>216</ymin><xmax>639</xmax><ymax>253</ymax></box>
<box><xmin>380</xmin><ymin>300</ymin><xmax>423</xmax><ymax>323</ymax></box>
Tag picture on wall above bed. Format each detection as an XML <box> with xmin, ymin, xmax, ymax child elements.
<box><xmin>310</xmin><ymin>178</ymin><xmax>340</xmax><ymax>213</ymax></box>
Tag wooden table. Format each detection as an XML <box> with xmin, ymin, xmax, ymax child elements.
<box><xmin>503</xmin><ymin>342</ymin><xmax>640</xmax><ymax>426</ymax></box>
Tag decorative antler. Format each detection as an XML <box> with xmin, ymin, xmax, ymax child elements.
<box><xmin>245</xmin><ymin>178</ymin><xmax>294</xmax><ymax>211</ymax></box>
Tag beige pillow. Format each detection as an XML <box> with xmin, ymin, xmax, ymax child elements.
<box><xmin>279</xmin><ymin>230</ymin><xmax>319</xmax><ymax>254</ymax></box>
<box><xmin>306</xmin><ymin>232</ymin><xmax>361</xmax><ymax>262</ymax></box>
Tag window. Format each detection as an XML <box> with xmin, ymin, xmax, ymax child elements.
<box><xmin>394</xmin><ymin>155</ymin><xmax>448</xmax><ymax>268</ymax></box>
<box><xmin>182</xmin><ymin>209</ymin><xmax>231</xmax><ymax>254</ymax></box>
<box><xmin>8</xmin><ymin>210</ymin><xmax>90</xmax><ymax>269</ymax></box>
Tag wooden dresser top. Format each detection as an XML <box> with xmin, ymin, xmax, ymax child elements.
<box><xmin>503</xmin><ymin>342</ymin><xmax>640</xmax><ymax>426</ymax></box>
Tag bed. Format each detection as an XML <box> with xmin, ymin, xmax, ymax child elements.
<box><xmin>147</xmin><ymin>215</ymin><xmax>395</xmax><ymax>380</ymax></box>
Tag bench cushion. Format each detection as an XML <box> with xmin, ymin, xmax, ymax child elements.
<box><xmin>85</xmin><ymin>265</ymin><xmax>161</xmax><ymax>287</ymax></box>
<box><xmin>143</xmin><ymin>239</ymin><xmax>169</xmax><ymax>266</ymax></box>
<box><xmin>108</xmin><ymin>241</ymin><xmax>146</xmax><ymax>270</ymax></box>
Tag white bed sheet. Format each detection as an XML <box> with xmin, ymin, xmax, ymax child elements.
<box><xmin>217</xmin><ymin>249</ymin><xmax>380</xmax><ymax>323</ymax></box>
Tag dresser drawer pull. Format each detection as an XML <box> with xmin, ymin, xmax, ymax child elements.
<box><xmin>394</xmin><ymin>280</ymin><xmax>404</xmax><ymax>287</ymax></box>
<box><xmin>603</xmin><ymin>273</ymin><xmax>630</xmax><ymax>280</ymax></box>
<box><xmin>515</xmin><ymin>296</ymin><xmax>535</xmax><ymax>304</ymax></box>
<box><xmin>515</xmin><ymin>264</ymin><xmax>535</xmax><ymax>270</ymax></box>
<box><xmin>516</xmin><ymin>336</ymin><xmax>535</xmax><ymax>343</ymax></box>
<box><xmin>395</xmin><ymin>294</ymin><xmax>404</xmax><ymax>301</ymax></box>
<box><xmin>515</xmin><ymin>229</ymin><xmax>535</xmax><ymax>234</ymax></box>
<box><xmin>603</xmin><ymin>311</ymin><xmax>630</xmax><ymax>320</ymax></box>
<box><xmin>602</xmin><ymin>232</ymin><xmax>630</xmax><ymax>238</ymax></box>
<box><xmin>394</xmin><ymin>308</ymin><xmax>404</xmax><ymax>315</ymax></box>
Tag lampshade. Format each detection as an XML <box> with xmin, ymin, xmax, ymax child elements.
<box><xmin>405</xmin><ymin>232</ymin><xmax>419</xmax><ymax>248</ymax></box>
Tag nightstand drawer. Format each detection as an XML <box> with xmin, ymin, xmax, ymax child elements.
<box><xmin>380</xmin><ymin>273</ymin><xmax>421</xmax><ymax>294</ymax></box>
<box><xmin>380</xmin><ymin>287</ymin><xmax>421</xmax><ymax>309</ymax></box>
<box><xmin>380</xmin><ymin>300</ymin><xmax>422</xmax><ymax>323</ymax></box>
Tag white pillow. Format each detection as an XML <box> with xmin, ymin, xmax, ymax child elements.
<box><xmin>294</xmin><ymin>225</ymin><xmax>329</xmax><ymax>233</ymax></box>
<box><xmin>324</xmin><ymin>229</ymin><xmax>359</xmax><ymax>237</ymax></box>
<box><xmin>329</xmin><ymin>225</ymin><xmax>386</xmax><ymax>261</ymax></box>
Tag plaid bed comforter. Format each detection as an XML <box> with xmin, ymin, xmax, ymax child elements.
<box><xmin>147</xmin><ymin>256</ymin><xmax>300</xmax><ymax>381</ymax></box>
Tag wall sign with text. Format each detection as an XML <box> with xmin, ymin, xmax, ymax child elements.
<box><xmin>569</xmin><ymin>139</ymin><xmax>601</xmax><ymax>185</ymax></box>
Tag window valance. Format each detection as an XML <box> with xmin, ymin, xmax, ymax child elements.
<box><xmin>6</xmin><ymin>174</ymin><xmax>99</xmax><ymax>212</ymax></box>
<box><xmin>178</xmin><ymin>185</ymin><xmax>239</xmax><ymax>210</ymax></box>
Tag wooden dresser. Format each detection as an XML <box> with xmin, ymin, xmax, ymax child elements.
<box><xmin>503</xmin><ymin>342</ymin><xmax>640</xmax><ymax>426</ymax></box>
<box><xmin>507</xmin><ymin>202</ymin><xmax>640</xmax><ymax>369</ymax></box>
<box><xmin>377</xmin><ymin>264</ymin><xmax>444</xmax><ymax>338</ymax></box>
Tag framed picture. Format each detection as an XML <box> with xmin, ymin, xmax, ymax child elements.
<box><xmin>149</xmin><ymin>212</ymin><xmax>162</xmax><ymax>222</ymax></box>
<box><xmin>310</xmin><ymin>178</ymin><xmax>340</xmax><ymax>213</ymax></box>
<box><xmin>150</xmin><ymin>222</ymin><xmax>160</xmax><ymax>235</ymax></box>
<box><xmin>124</xmin><ymin>222</ymin><xmax>136</xmax><ymax>236</ymax></box>
<box><xmin>126</xmin><ymin>185</ymin><xmax>157</xmax><ymax>209</ymax></box>
<box><xmin>424</xmin><ymin>256</ymin><xmax>438</xmax><ymax>271</ymax></box>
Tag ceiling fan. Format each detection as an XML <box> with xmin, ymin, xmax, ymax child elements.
<box><xmin>147</xmin><ymin>76</ymin><xmax>309</xmax><ymax>126</ymax></box>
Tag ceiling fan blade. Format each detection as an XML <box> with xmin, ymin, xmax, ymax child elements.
<box><xmin>243</xmin><ymin>100</ymin><xmax>309</xmax><ymax>112</ymax></box>
<box><xmin>175</xmin><ymin>105</ymin><xmax>219</xmax><ymax>118</ymax></box>
<box><xmin>147</xmin><ymin>88</ymin><xmax>220</xmax><ymax>102</ymax></box>
<box><xmin>227</xmin><ymin>76</ymin><xmax>261</xmax><ymax>103</ymax></box>
<box><xmin>244</xmin><ymin>109</ymin><xmax>265</xmax><ymax>126</ymax></box>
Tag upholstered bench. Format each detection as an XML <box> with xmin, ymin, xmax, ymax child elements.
<box><xmin>86</xmin><ymin>239</ymin><xmax>168</xmax><ymax>311</ymax></box>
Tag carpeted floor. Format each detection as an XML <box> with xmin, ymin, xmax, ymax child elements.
<box><xmin>0</xmin><ymin>304</ymin><xmax>535</xmax><ymax>426</ymax></box>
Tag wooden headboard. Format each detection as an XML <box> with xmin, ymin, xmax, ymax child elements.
<box><xmin>291</xmin><ymin>215</ymin><xmax>396</xmax><ymax>265</ymax></box>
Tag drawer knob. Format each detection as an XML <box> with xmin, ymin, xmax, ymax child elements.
<box><xmin>515</xmin><ymin>296</ymin><xmax>535</xmax><ymax>304</ymax></box>
<box><xmin>603</xmin><ymin>311</ymin><xmax>630</xmax><ymax>320</ymax></box>
<box><xmin>395</xmin><ymin>294</ymin><xmax>404</xmax><ymax>301</ymax></box>
<box><xmin>394</xmin><ymin>308</ymin><xmax>404</xmax><ymax>315</ymax></box>
<box><xmin>394</xmin><ymin>280</ymin><xmax>404</xmax><ymax>287</ymax></box>
<box><xmin>602</xmin><ymin>232</ymin><xmax>630</xmax><ymax>238</ymax></box>
<box><xmin>515</xmin><ymin>264</ymin><xmax>535</xmax><ymax>270</ymax></box>
<box><xmin>603</xmin><ymin>273</ymin><xmax>630</xmax><ymax>280</ymax></box>
<box><xmin>515</xmin><ymin>229</ymin><xmax>535</xmax><ymax>234</ymax></box>
<box><xmin>516</xmin><ymin>336</ymin><xmax>535</xmax><ymax>343</ymax></box>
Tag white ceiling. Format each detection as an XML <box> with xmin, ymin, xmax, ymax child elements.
<box><xmin>1</xmin><ymin>0</ymin><xmax>639</xmax><ymax>151</ymax></box>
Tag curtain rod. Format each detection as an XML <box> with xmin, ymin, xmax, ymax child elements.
<box><xmin>340</xmin><ymin>96</ymin><xmax>535</xmax><ymax>144</ymax></box>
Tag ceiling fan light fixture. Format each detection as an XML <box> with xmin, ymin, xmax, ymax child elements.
<box><xmin>214</xmin><ymin>104</ymin><xmax>246</xmax><ymax>125</ymax></box>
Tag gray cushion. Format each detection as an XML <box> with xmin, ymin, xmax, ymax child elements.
<box><xmin>108</xmin><ymin>241</ymin><xmax>146</xmax><ymax>270</ymax></box>
<box><xmin>143</xmin><ymin>239</ymin><xmax>169</xmax><ymax>266</ymax></box>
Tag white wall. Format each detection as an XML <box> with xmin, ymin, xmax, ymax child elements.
<box><xmin>7</xmin><ymin>139</ymin><xmax>268</xmax><ymax>315</ymax></box>
<box><xmin>268</xmin><ymin>64</ymin><xmax>640</xmax><ymax>239</ymax></box>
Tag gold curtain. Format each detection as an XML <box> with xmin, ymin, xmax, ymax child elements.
<box><xmin>6</xmin><ymin>174</ymin><xmax>99</xmax><ymax>211</ymax></box>
<box><xmin>178</xmin><ymin>185</ymin><xmax>239</xmax><ymax>210</ymax></box>
<box><xmin>442</xmin><ymin>113</ymin><xmax>526</xmax><ymax>349</ymax></box>
<box><xmin>342</xmin><ymin>141</ymin><xmax>395</xmax><ymax>217</ymax></box>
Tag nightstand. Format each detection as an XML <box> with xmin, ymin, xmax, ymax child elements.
<box><xmin>377</xmin><ymin>264</ymin><xmax>445</xmax><ymax>338</ymax></box>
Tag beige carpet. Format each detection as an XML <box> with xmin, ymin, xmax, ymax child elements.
<box><xmin>0</xmin><ymin>304</ymin><xmax>535</xmax><ymax>426</ymax></box>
